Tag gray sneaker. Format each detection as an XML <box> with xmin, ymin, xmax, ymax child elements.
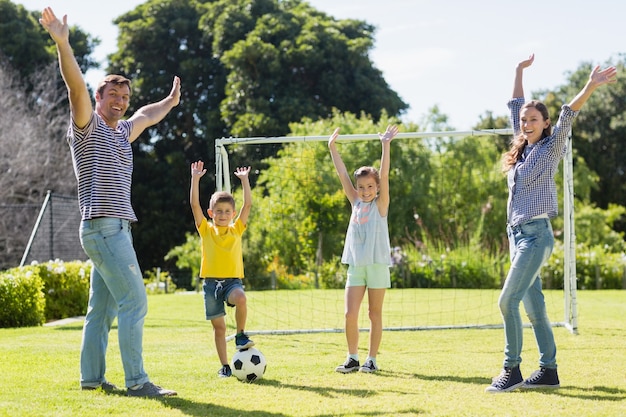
<box><xmin>127</xmin><ymin>382</ymin><xmax>177</xmax><ymax>397</ymax></box>
<box><xmin>82</xmin><ymin>381</ymin><xmax>118</xmax><ymax>392</ymax></box>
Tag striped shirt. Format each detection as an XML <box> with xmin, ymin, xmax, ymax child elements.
<box><xmin>67</xmin><ymin>112</ymin><xmax>137</xmax><ymax>221</ymax></box>
<box><xmin>506</xmin><ymin>97</ymin><xmax>578</xmax><ymax>227</ymax></box>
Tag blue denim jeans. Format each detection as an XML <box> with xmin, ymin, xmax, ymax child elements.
<box><xmin>79</xmin><ymin>218</ymin><xmax>149</xmax><ymax>388</ymax></box>
<box><xmin>499</xmin><ymin>218</ymin><xmax>557</xmax><ymax>369</ymax></box>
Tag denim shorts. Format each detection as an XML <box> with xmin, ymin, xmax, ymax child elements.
<box><xmin>202</xmin><ymin>278</ymin><xmax>243</xmax><ymax>320</ymax></box>
<box><xmin>346</xmin><ymin>264</ymin><xmax>391</xmax><ymax>289</ymax></box>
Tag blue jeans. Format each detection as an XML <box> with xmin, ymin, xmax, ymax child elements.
<box><xmin>79</xmin><ymin>218</ymin><xmax>149</xmax><ymax>388</ymax></box>
<box><xmin>499</xmin><ymin>218</ymin><xmax>557</xmax><ymax>369</ymax></box>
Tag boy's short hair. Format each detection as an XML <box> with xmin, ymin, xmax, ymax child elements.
<box><xmin>209</xmin><ymin>191</ymin><xmax>235</xmax><ymax>210</ymax></box>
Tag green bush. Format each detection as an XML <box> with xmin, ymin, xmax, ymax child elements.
<box><xmin>394</xmin><ymin>245</ymin><xmax>506</xmax><ymax>289</ymax></box>
<box><xmin>317</xmin><ymin>257</ymin><xmax>347</xmax><ymax>289</ymax></box>
<box><xmin>30</xmin><ymin>260</ymin><xmax>91</xmax><ymax>321</ymax></box>
<box><xmin>543</xmin><ymin>242</ymin><xmax>626</xmax><ymax>290</ymax></box>
<box><xmin>0</xmin><ymin>267</ymin><xmax>45</xmax><ymax>327</ymax></box>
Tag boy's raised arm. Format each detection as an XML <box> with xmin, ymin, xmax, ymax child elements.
<box><xmin>190</xmin><ymin>161</ymin><xmax>207</xmax><ymax>228</ymax></box>
<box><xmin>234</xmin><ymin>166</ymin><xmax>252</xmax><ymax>225</ymax></box>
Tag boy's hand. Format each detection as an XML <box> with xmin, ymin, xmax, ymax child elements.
<box><xmin>191</xmin><ymin>161</ymin><xmax>206</xmax><ymax>178</ymax></box>
<box><xmin>234</xmin><ymin>166</ymin><xmax>251</xmax><ymax>180</ymax></box>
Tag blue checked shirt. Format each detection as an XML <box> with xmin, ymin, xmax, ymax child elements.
<box><xmin>506</xmin><ymin>97</ymin><xmax>578</xmax><ymax>227</ymax></box>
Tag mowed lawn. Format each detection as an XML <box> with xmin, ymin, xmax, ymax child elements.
<box><xmin>0</xmin><ymin>289</ymin><xmax>624</xmax><ymax>417</ymax></box>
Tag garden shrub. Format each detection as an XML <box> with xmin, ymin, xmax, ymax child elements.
<box><xmin>394</xmin><ymin>245</ymin><xmax>505</xmax><ymax>289</ymax></box>
<box><xmin>317</xmin><ymin>257</ymin><xmax>347</xmax><ymax>289</ymax></box>
<box><xmin>0</xmin><ymin>267</ymin><xmax>45</xmax><ymax>327</ymax></box>
<box><xmin>543</xmin><ymin>242</ymin><xmax>626</xmax><ymax>290</ymax></box>
<box><xmin>30</xmin><ymin>260</ymin><xmax>91</xmax><ymax>321</ymax></box>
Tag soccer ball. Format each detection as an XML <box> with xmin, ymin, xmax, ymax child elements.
<box><xmin>231</xmin><ymin>347</ymin><xmax>267</xmax><ymax>382</ymax></box>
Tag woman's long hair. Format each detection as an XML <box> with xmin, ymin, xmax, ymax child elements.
<box><xmin>502</xmin><ymin>100</ymin><xmax>552</xmax><ymax>171</ymax></box>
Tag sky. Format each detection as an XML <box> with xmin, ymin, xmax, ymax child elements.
<box><xmin>16</xmin><ymin>0</ymin><xmax>626</xmax><ymax>130</ymax></box>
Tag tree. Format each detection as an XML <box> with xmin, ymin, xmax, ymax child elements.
<box><xmin>536</xmin><ymin>57</ymin><xmax>626</xmax><ymax>232</ymax></box>
<box><xmin>0</xmin><ymin>0</ymin><xmax>99</xmax><ymax>84</ymax></box>
<box><xmin>0</xmin><ymin>1</ymin><xmax>99</xmax><ymax>269</ymax></box>
<box><xmin>217</xmin><ymin>0</ymin><xmax>407</xmax><ymax>137</ymax></box>
<box><xmin>0</xmin><ymin>62</ymin><xmax>76</xmax><ymax>269</ymax></box>
<box><xmin>105</xmin><ymin>0</ymin><xmax>408</xmax><ymax>270</ymax></box>
<box><xmin>0</xmin><ymin>1</ymin><xmax>52</xmax><ymax>78</ymax></box>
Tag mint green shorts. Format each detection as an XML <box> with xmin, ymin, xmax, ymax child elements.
<box><xmin>346</xmin><ymin>264</ymin><xmax>391</xmax><ymax>289</ymax></box>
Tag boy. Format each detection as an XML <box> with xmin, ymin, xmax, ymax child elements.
<box><xmin>190</xmin><ymin>160</ymin><xmax>254</xmax><ymax>378</ymax></box>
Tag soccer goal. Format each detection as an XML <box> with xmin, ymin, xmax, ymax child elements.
<box><xmin>214</xmin><ymin>129</ymin><xmax>578</xmax><ymax>336</ymax></box>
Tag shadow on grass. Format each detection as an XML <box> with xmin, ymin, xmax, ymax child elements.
<box><xmin>100</xmin><ymin>385</ymin><xmax>424</xmax><ymax>416</ymax></box>
<box><xmin>156</xmin><ymin>397</ymin><xmax>291</xmax><ymax>417</ymax></box>
<box><xmin>387</xmin><ymin>370</ymin><xmax>626</xmax><ymax>402</ymax></box>
<box><xmin>312</xmin><ymin>409</ymin><xmax>424</xmax><ymax>417</ymax></box>
<box><xmin>258</xmin><ymin>378</ymin><xmax>374</xmax><ymax>398</ymax></box>
<box><xmin>384</xmin><ymin>369</ymin><xmax>487</xmax><ymax>385</ymax></box>
<box><xmin>99</xmin><ymin>388</ymin><xmax>290</xmax><ymax>416</ymax></box>
<box><xmin>525</xmin><ymin>385</ymin><xmax>626</xmax><ymax>402</ymax></box>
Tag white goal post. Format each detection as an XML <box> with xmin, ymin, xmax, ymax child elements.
<box><xmin>214</xmin><ymin>129</ymin><xmax>578</xmax><ymax>335</ymax></box>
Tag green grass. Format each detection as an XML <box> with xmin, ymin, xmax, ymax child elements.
<box><xmin>1</xmin><ymin>290</ymin><xmax>625</xmax><ymax>416</ymax></box>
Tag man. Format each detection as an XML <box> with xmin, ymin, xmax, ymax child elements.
<box><xmin>40</xmin><ymin>7</ymin><xmax>180</xmax><ymax>397</ymax></box>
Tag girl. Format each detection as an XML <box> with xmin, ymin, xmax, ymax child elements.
<box><xmin>328</xmin><ymin>125</ymin><xmax>398</xmax><ymax>373</ymax></box>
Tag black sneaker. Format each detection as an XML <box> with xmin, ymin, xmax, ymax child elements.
<box><xmin>235</xmin><ymin>333</ymin><xmax>254</xmax><ymax>350</ymax></box>
<box><xmin>335</xmin><ymin>358</ymin><xmax>360</xmax><ymax>373</ymax></box>
<box><xmin>127</xmin><ymin>382</ymin><xmax>177</xmax><ymax>397</ymax></box>
<box><xmin>485</xmin><ymin>366</ymin><xmax>524</xmax><ymax>393</ymax></box>
<box><xmin>218</xmin><ymin>364</ymin><xmax>232</xmax><ymax>378</ymax></box>
<box><xmin>522</xmin><ymin>367</ymin><xmax>560</xmax><ymax>389</ymax></box>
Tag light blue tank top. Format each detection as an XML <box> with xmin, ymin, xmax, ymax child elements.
<box><xmin>341</xmin><ymin>198</ymin><xmax>391</xmax><ymax>267</ymax></box>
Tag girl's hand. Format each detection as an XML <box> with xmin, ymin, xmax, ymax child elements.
<box><xmin>517</xmin><ymin>53</ymin><xmax>535</xmax><ymax>70</ymax></box>
<box><xmin>379</xmin><ymin>125</ymin><xmax>399</xmax><ymax>143</ymax></box>
<box><xmin>589</xmin><ymin>65</ymin><xmax>617</xmax><ymax>88</ymax></box>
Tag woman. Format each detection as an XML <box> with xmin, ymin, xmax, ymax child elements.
<box><xmin>486</xmin><ymin>54</ymin><xmax>617</xmax><ymax>393</ymax></box>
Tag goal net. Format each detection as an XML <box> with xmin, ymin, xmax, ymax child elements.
<box><xmin>214</xmin><ymin>129</ymin><xmax>578</xmax><ymax>336</ymax></box>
